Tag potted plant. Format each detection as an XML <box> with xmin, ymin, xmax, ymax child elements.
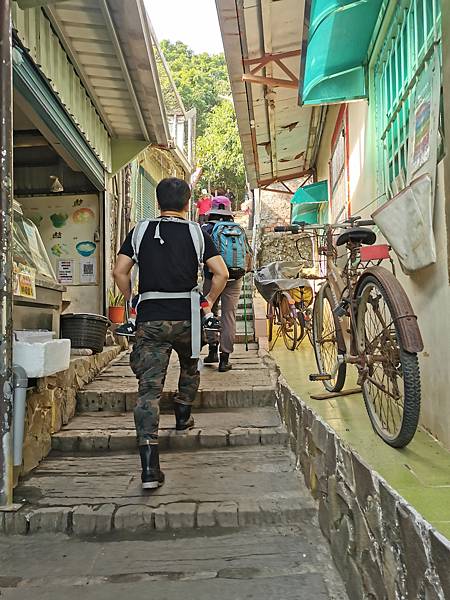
<box><xmin>108</xmin><ymin>290</ymin><xmax>125</xmax><ymax>324</ymax></box>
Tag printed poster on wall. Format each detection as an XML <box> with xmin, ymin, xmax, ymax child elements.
<box><xmin>407</xmin><ymin>47</ymin><xmax>441</xmax><ymax>186</ymax></box>
<box><xmin>79</xmin><ymin>257</ymin><xmax>97</xmax><ymax>284</ymax></box>
<box><xmin>13</xmin><ymin>263</ymin><xmax>36</xmax><ymax>299</ymax></box>
<box><xmin>57</xmin><ymin>260</ymin><xmax>74</xmax><ymax>284</ymax></box>
<box><xmin>20</xmin><ymin>195</ymin><xmax>99</xmax><ymax>286</ymax></box>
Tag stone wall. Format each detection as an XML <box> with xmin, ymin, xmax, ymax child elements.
<box><xmin>258</xmin><ymin>232</ymin><xmax>315</xmax><ymax>267</ymax></box>
<box><xmin>263</xmin><ymin>352</ymin><xmax>450</xmax><ymax>600</ymax></box>
<box><xmin>17</xmin><ymin>346</ymin><xmax>121</xmax><ymax>483</ymax></box>
<box><xmin>259</xmin><ymin>187</ymin><xmax>292</xmax><ymax>233</ymax></box>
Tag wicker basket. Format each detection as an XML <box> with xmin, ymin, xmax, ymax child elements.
<box><xmin>60</xmin><ymin>313</ymin><xmax>110</xmax><ymax>353</ymax></box>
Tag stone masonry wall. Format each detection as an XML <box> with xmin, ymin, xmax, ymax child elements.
<box><xmin>261</xmin><ymin>351</ymin><xmax>450</xmax><ymax>600</ymax></box>
<box><xmin>17</xmin><ymin>346</ymin><xmax>121</xmax><ymax>483</ymax></box>
<box><xmin>258</xmin><ymin>232</ymin><xmax>314</xmax><ymax>268</ymax></box>
<box><xmin>259</xmin><ymin>188</ymin><xmax>292</xmax><ymax>233</ymax></box>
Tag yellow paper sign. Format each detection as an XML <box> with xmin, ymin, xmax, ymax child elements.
<box><xmin>13</xmin><ymin>263</ymin><xmax>36</xmax><ymax>299</ymax></box>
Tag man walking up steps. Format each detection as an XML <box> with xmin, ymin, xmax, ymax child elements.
<box><xmin>113</xmin><ymin>178</ymin><xmax>228</xmax><ymax>490</ymax></box>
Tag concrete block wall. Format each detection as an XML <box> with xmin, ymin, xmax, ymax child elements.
<box><xmin>263</xmin><ymin>352</ymin><xmax>450</xmax><ymax>600</ymax></box>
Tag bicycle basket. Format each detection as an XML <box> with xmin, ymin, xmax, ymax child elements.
<box><xmin>254</xmin><ymin>261</ymin><xmax>312</xmax><ymax>303</ymax></box>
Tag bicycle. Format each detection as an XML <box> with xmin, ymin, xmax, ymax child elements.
<box><xmin>275</xmin><ymin>217</ymin><xmax>423</xmax><ymax>448</ymax></box>
<box><xmin>254</xmin><ymin>262</ymin><xmax>313</xmax><ymax>351</ymax></box>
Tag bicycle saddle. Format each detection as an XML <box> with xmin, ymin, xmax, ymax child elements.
<box><xmin>336</xmin><ymin>227</ymin><xmax>376</xmax><ymax>247</ymax></box>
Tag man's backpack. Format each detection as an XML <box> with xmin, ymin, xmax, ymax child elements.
<box><xmin>210</xmin><ymin>221</ymin><xmax>251</xmax><ymax>279</ymax></box>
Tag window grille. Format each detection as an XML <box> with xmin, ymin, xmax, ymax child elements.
<box><xmin>136</xmin><ymin>167</ymin><xmax>157</xmax><ymax>221</ymax></box>
<box><xmin>374</xmin><ymin>0</ymin><xmax>442</xmax><ymax>197</ymax></box>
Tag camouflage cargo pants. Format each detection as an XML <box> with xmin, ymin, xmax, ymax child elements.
<box><xmin>130</xmin><ymin>320</ymin><xmax>200</xmax><ymax>445</ymax></box>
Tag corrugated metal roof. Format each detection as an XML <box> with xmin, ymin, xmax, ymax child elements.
<box><xmin>46</xmin><ymin>0</ymin><xmax>168</xmax><ymax>145</ymax></box>
<box><xmin>216</xmin><ymin>0</ymin><xmax>323</xmax><ymax>189</ymax></box>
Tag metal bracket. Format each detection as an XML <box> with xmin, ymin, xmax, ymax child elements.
<box><xmin>242</xmin><ymin>50</ymin><xmax>301</xmax><ymax>89</ymax></box>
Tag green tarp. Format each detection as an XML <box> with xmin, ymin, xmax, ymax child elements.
<box><xmin>299</xmin><ymin>0</ymin><xmax>385</xmax><ymax>105</ymax></box>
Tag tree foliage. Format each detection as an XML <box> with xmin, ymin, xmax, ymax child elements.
<box><xmin>160</xmin><ymin>40</ymin><xmax>246</xmax><ymax>200</ymax></box>
<box><xmin>160</xmin><ymin>40</ymin><xmax>230</xmax><ymax>136</ymax></box>
<box><xmin>196</xmin><ymin>101</ymin><xmax>245</xmax><ymax>197</ymax></box>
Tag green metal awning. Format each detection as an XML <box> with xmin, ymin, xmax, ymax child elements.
<box><xmin>299</xmin><ymin>0</ymin><xmax>385</xmax><ymax>106</ymax></box>
<box><xmin>291</xmin><ymin>180</ymin><xmax>328</xmax><ymax>204</ymax></box>
<box><xmin>291</xmin><ymin>180</ymin><xmax>328</xmax><ymax>224</ymax></box>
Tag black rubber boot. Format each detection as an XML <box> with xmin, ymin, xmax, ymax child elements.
<box><xmin>139</xmin><ymin>444</ymin><xmax>165</xmax><ymax>490</ymax></box>
<box><xmin>174</xmin><ymin>403</ymin><xmax>195</xmax><ymax>432</ymax></box>
<box><xmin>203</xmin><ymin>343</ymin><xmax>219</xmax><ymax>364</ymax></box>
<box><xmin>219</xmin><ymin>353</ymin><xmax>232</xmax><ymax>372</ymax></box>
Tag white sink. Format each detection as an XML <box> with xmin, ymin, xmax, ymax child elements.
<box><xmin>13</xmin><ymin>339</ymin><xmax>71</xmax><ymax>378</ymax></box>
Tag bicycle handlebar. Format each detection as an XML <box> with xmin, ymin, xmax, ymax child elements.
<box><xmin>274</xmin><ymin>226</ymin><xmax>299</xmax><ymax>233</ymax></box>
<box><xmin>274</xmin><ymin>219</ymin><xmax>375</xmax><ymax>233</ymax></box>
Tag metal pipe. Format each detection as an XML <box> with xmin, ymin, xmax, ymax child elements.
<box><xmin>0</xmin><ymin>0</ymin><xmax>14</xmax><ymax>507</ymax></box>
<box><xmin>12</xmin><ymin>365</ymin><xmax>27</xmax><ymax>467</ymax></box>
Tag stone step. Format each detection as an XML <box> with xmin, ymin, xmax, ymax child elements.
<box><xmin>52</xmin><ymin>407</ymin><xmax>287</xmax><ymax>453</ymax></box>
<box><xmin>0</xmin><ymin>527</ymin><xmax>348</xmax><ymax>598</ymax></box>
<box><xmin>77</xmin><ymin>350</ymin><xmax>274</xmax><ymax>413</ymax></box>
<box><xmin>235</xmin><ymin>333</ymin><xmax>255</xmax><ymax>344</ymax></box>
<box><xmin>236</xmin><ymin>311</ymin><xmax>253</xmax><ymax>321</ymax></box>
<box><xmin>6</xmin><ymin>447</ymin><xmax>314</xmax><ymax>537</ymax></box>
<box><xmin>238</xmin><ymin>299</ymin><xmax>253</xmax><ymax>307</ymax></box>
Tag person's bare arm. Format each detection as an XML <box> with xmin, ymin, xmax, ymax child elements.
<box><xmin>113</xmin><ymin>254</ymin><xmax>134</xmax><ymax>302</ymax></box>
<box><xmin>205</xmin><ymin>255</ymin><xmax>228</xmax><ymax>308</ymax></box>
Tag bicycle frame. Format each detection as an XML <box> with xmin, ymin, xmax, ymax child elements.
<box><xmin>315</xmin><ymin>223</ymin><xmax>422</xmax><ymax>371</ymax></box>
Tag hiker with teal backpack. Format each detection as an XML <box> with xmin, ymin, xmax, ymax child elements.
<box><xmin>202</xmin><ymin>201</ymin><xmax>253</xmax><ymax>372</ymax></box>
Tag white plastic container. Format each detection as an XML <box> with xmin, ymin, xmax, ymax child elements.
<box><xmin>13</xmin><ymin>338</ymin><xmax>71</xmax><ymax>378</ymax></box>
<box><xmin>14</xmin><ymin>330</ymin><xmax>54</xmax><ymax>344</ymax></box>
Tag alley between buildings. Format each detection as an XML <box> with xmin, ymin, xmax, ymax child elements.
<box><xmin>0</xmin><ymin>346</ymin><xmax>348</xmax><ymax>600</ymax></box>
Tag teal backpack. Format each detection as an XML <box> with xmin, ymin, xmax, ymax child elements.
<box><xmin>210</xmin><ymin>221</ymin><xmax>251</xmax><ymax>280</ymax></box>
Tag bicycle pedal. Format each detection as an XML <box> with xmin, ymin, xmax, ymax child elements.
<box><xmin>309</xmin><ymin>373</ymin><xmax>332</xmax><ymax>381</ymax></box>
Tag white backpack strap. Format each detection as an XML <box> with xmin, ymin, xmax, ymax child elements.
<box><xmin>130</xmin><ymin>219</ymin><xmax>152</xmax><ymax>301</ymax></box>
<box><xmin>131</xmin><ymin>219</ymin><xmax>151</xmax><ymax>263</ymax></box>
<box><xmin>188</xmin><ymin>221</ymin><xmax>205</xmax><ymax>265</ymax></box>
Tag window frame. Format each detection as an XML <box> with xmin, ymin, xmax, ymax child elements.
<box><xmin>329</xmin><ymin>105</ymin><xmax>350</xmax><ymax>223</ymax></box>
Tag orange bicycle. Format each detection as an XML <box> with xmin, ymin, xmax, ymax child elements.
<box><xmin>255</xmin><ymin>262</ymin><xmax>313</xmax><ymax>351</ymax></box>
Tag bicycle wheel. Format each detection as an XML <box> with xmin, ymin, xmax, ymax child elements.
<box><xmin>312</xmin><ymin>284</ymin><xmax>346</xmax><ymax>391</ymax></box>
<box><xmin>294</xmin><ymin>307</ymin><xmax>306</xmax><ymax>347</ymax></box>
<box><xmin>279</xmin><ymin>293</ymin><xmax>298</xmax><ymax>351</ymax></box>
<box><xmin>356</xmin><ymin>275</ymin><xmax>420</xmax><ymax>448</ymax></box>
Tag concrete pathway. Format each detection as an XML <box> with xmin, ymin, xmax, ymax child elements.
<box><xmin>1</xmin><ymin>345</ymin><xmax>348</xmax><ymax>599</ymax></box>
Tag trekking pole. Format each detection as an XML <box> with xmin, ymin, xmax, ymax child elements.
<box><xmin>243</xmin><ymin>275</ymin><xmax>249</xmax><ymax>351</ymax></box>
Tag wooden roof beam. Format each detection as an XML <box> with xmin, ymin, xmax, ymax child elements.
<box><xmin>258</xmin><ymin>170</ymin><xmax>314</xmax><ymax>187</ymax></box>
